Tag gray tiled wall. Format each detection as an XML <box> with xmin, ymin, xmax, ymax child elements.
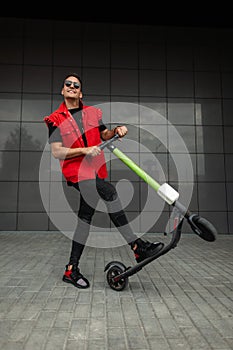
<box><xmin>0</xmin><ymin>17</ymin><xmax>232</xmax><ymax>235</ymax></box>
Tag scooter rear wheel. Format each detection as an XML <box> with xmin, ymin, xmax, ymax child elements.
<box><xmin>106</xmin><ymin>265</ymin><xmax>128</xmax><ymax>291</ymax></box>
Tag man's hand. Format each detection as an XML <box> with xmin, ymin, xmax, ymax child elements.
<box><xmin>84</xmin><ymin>146</ymin><xmax>101</xmax><ymax>157</ymax></box>
<box><xmin>114</xmin><ymin>125</ymin><xmax>128</xmax><ymax>137</ymax></box>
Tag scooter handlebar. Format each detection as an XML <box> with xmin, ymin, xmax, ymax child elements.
<box><xmin>99</xmin><ymin>134</ymin><xmax>119</xmax><ymax>150</ymax></box>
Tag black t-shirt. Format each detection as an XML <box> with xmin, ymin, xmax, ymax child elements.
<box><xmin>48</xmin><ymin>107</ymin><xmax>107</xmax><ymax>146</ymax></box>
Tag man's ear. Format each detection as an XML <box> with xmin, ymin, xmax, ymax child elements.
<box><xmin>61</xmin><ymin>88</ymin><xmax>64</xmax><ymax>96</ymax></box>
<box><xmin>80</xmin><ymin>91</ymin><xmax>83</xmax><ymax>99</ymax></box>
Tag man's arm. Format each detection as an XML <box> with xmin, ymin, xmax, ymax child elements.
<box><xmin>50</xmin><ymin>142</ymin><xmax>102</xmax><ymax>160</ymax></box>
<box><xmin>101</xmin><ymin>126</ymin><xmax>128</xmax><ymax>141</ymax></box>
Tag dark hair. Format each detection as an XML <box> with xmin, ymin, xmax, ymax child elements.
<box><xmin>62</xmin><ymin>72</ymin><xmax>82</xmax><ymax>90</ymax></box>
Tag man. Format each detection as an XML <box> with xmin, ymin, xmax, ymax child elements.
<box><xmin>44</xmin><ymin>73</ymin><xmax>163</xmax><ymax>289</ymax></box>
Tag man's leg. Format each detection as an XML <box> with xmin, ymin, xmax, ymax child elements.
<box><xmin>63</xmin><ymin>180</ymin><xmax>97</xmax><ymax>288</ymax></box>
<box><xmin>96</xmin><ymin>177</ymin><xmax>164</xmax><ymax>261</ymax></box>
<box><xmin>95</xmin><ymin>177</ymin><xmax>138</xmax><ymax>246</ymax></box>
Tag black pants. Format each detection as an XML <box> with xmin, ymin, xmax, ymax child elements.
<box><xmin>68</xmin><ymin>177</ymin><xmax>138</xmax><ymax>265</ymax></box>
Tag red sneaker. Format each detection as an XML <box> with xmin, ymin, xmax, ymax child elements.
<box><xmin>133</xmin><ymin>238</ymin><xmax>164</xmax><ymax>263</ymax></box>
<box><xmin>62</xmin><ymin>264</ymin><xmax>90</xmax><ymax>289</ymax></box>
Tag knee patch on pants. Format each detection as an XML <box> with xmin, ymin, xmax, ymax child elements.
<box><xmin>99</xmin><ymin>182</ymin><xmax>117</xmax><ymax>202</ymax></box>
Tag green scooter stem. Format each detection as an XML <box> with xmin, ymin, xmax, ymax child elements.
<box><xmin>111</xmin><ymin>146</ymin><xmax>160</xmax><ymax>192</ymax></box>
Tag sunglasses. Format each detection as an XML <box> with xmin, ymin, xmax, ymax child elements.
<box><xmin>64</xmin><ymin>80</ymin><xmax>80</xmax><ymax>89</ymax></box>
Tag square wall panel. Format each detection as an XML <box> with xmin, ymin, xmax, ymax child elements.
<box><xmin>82</xmin><ymin>67</ymin><xmax>110</xmax><ymax>95</ymax></box>
<box><xmin>169</xmin><ymin>153</ymin><xmax>196</xmax><ymax>183</ymax></box>
<box><xmin>0</xmin><ymin>93</ymin><xmax>21</xmax><ymax>122</ymax></box>
<box><xmin>195</xmin><ymin>72</ymin><xmax>221</xmax><ymax>98</ymax></box>
<box><xmin>140</xmin><ymin>125</ymin><xmax>168</xmax><ymax>153</ymax></box>
<box><xmin>111</xmin><ymin>41</ymin><xmax>138</xmax><ymax>69</ymax></box>
<box><xmin>139</xmin><ymin>43</ymin><xmax>166</xmax><ymax>70</ymax></box>
<box><xmin>198</xmin><ymin>183</ymin><xmax>227</xmax><ymax>211</ymax></box>
<box><xmin>18</xmin><ymin>182</ymin><xmax>48</xmax><ymax>212</ymax></box>
<box><xmin>194</xmin><ymin>45</ymin><xmax>220</xmax><ymax>71</ymax></box>
<box><xmin>20</xmin><ymin>123</ymin><xmax>48</xmax><ymax>151</ymax></box>
<box><xmin>0</xmin><ymin>151</ymin><xmax>19</xmax><ymax>181</ymax></box>
<box><xmin>0</xmin><ymin>182</ymin><xmax>18</xmax><ymax>212</ymax></box>
<box><xmin>195</xmin><ymin>99</ymin><xmax>222</xmax><ymax>125</ymax></box>
<box><xmin>196</xmin><ymin>126</ymin><xmax>223</xmax><ymax>153</ymax></box>
<box><xmin>49</xmin><ymin>181</ymin><xmax>79</xmax><ymax>213</ymax></box>
<box><xmin>141</xmin><ymin>211</ymin><xmax>170</xmax><ymax>234</ymax></box>
<box><xmin>167</xmin><ymin>71</ymin><xmax>194</xmax><ymax>98</ymax></box>
<box><xmin>109</xmin><ymin>100</ymin><xmax>139</xmax><ymax>125</ymax></box>
<box><xmin>22</xmin><ymin>94</ymin><xmax>52</xmax><ymax>122</ymax></box>
<box><xmin>17</xmin><ymin>212</ymin><xmax>49</xmax><ymax>231</ymax></box>
<box><xmin>23</xmin><ymin>66</ymin><xmax>52</xmax><ymax>94</ymax></box>
<box><xmin>53</xmin><ymin>38</ymin><xmax>82</xmax><ymax>66</ymax></box>
<box><xmin>0</xmin><ymin>213</ymin><xmax>17</xmax><ymax>230</ymax></box>
<box><xmin>0</xmin><ymin>122</ymin><xmax>20</xmax><ymax>151</ymax></box>
<box><xmin>83</xmin><ymin>41</ymin><xmax>110</xmax><ymax>68</ymax></box>
<box><xmin>24</xmin><ymin>37</ymin><xmax>53</xmax><ymax>65</ymax></box>
<box><xmin>0</xmin><ymin>37</ymin><xmax>23</xmax><ymax>64</ymax></box>
<box><xmin>111</xmin><ymin>69</ymin><xmax>138</xmax><ymax>96</ymax></box>
<box><xmin>168</xmin><ymin>125</ymin><xmax>196</xmax><ymax>153</ymax></box>
<box><xmin>19</xmin><ymin>151</ymin><xmax>44</xmax><ymax>181</ymax></box>
<box><xmin>0</xmin><ymin>65</ymin><xmax>22</xmax><ymax>93</ymax></box>
<box><xmin>166</xmin><ymin>44</ymin><xmax>193</xmax><ymax>70</ymax></box>
<box><xmin>197</xmin><ymin>154</ymin><xmax>225</xmax><ymax>182</ymax></box>
<box><xmin>139</xmin><ymin>98</ymin><xmax>167</xmax><ymax>123</ymax></box>
<box><xmin>139</xmin><ymin>70</ymin><xmax>166</xmax><ymax>97</ymax></box>
<box><xmin>168</xmin><ymin>98</ymin><xmax>195</xmax><ymax>125</ymax></box>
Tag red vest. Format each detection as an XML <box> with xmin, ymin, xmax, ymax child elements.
<box><xmin>44</xmin><ymin>102</ymin><xmax>108</xmax><ymax>183</ymax></box>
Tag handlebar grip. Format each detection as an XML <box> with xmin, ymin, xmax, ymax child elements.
<box><xmin>99</xmin><ymin>134</ymin><xmax>119</xmax><ymax>150</ymax></box>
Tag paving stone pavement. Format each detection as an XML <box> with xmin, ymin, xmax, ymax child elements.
<box><xmin>0</xmin><ymin>231</ymin><xmax>233</xmax><ymax>350</ymax></box>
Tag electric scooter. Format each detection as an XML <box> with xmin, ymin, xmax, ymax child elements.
<box><xmin>99</xmin><ymin>135</ymin><xmax>217</xmax><ymax>291</ymax></box>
